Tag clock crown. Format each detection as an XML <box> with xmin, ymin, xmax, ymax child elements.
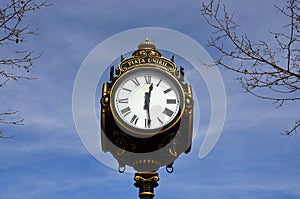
<box><xmin>138</xmin><ymin>38</ymin><xmax>156</xmax><ymax>50</ymax></box>
<box><xmin>117</xmin><ymin>39</ymin><xmax>178</xmax><ymax>77</ymax></box>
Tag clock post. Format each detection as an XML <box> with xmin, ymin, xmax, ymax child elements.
<box><xmin>134</xmin><ymin>172</ymin><xmax>159</xmax><ymax>199</ymax></box>
<box><xmin>100</xmin><ymin>39</ymin><xmax>194</xmax><ymax>198</ymax></box>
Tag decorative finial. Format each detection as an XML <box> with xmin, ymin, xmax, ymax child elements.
<box><xmin>138</xmin><ymin>38</ymin><xmax>156</xmax><ymax>49</ymax></box>
<box><xmin>170</xmin><ymin>55</ymin><xmax>175</xmax><ymax>62</ymax></box>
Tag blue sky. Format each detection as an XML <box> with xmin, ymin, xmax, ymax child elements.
<box><xmin>1</xmin><ymin>0</ymin><xmax>300</xmax><ymax>199</ymax></box>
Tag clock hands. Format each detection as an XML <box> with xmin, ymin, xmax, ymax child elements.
<box><xmin>144</xmin><ymin>83</ymin><xmax>153</xmax><ymax>127</ymax></box>
<box><xmin>148</xmin><ymin>83</ymin><xmax>153</xmax><ymax>95</ymax></box>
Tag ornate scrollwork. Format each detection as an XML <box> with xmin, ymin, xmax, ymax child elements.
<box><xmin>134</xmin><ymin>172</ymin><xmax>159</xmax><ymax>198</ymax></box>
<box><xmin>133</xmin><ymin>49</ymin><xmax>147</xmax><ymax>58</ymax></box>
<box><xmin>112</xmin><ymin>130</ymin><xmax>136</xmax><ymax>152</ymax></box>
<box><xmin>148</xmin><ymin>50</ymin><xmax>161</xmax><ymax>58</ymax></box>
<box><xmin>134</xmin><ymin>175</ymin><xmax>159</xmax><ymax>182</ymax></box>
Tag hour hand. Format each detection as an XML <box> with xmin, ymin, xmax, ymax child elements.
<box><xmin>149</xmin><ymin>83</ymin><xmax>153</xmax><ymax>93</ymax></box>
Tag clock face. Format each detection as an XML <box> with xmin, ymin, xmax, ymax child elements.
<box><xmin>110</xmin><ymin>67</ymin><xmax>184</xmax><ymax>135</ymax></box>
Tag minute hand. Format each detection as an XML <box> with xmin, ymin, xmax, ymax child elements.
<box><xmin>144</xmin><ymin>83</ymin><xmax>153</xmax><ymax>127</ymax></box>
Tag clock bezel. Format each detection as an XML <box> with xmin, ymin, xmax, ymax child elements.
<box><xmin>109</xmin><ymin>65</ymin><xmax>185</xmax><ymax>136</ymax></box>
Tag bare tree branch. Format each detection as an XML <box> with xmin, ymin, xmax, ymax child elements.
<box><xmin>0</xmin><ymin>0</ymin><xmax>51</xmax><ymax>137</ymax></box>
<box><xmin>282</xmin><ymin>120</ymin><xmax>300</xmax><ymax>136</ymax></box>
<box><xmin>200</xmin><ymin>0</ymin><xmax>300</xmax><ymax>135</ymax></box>
<box><xmin>0</xmin><ymin>131</ymin><xmax>14</xmax><ymax>139</ymax></box>
<box><xmin>0</xmin><ymin>110</ymin><xmax>23</xmax><ymax>138</ymax></box>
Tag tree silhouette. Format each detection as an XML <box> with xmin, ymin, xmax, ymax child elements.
<box><xmin>200</xmin><ymin>0</ymin><xmax>300</xmax><ymax>135</ymax></box>
<box><xmin>0</xmin><ymin>0</ymin><xmax>51</xmax><ymax>138</ymax></box>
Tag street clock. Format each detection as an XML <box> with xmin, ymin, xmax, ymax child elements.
<box><xmin>101</xmin><ymin>39</ymin><xmax>193</xmax><ymax>172</ymax></box>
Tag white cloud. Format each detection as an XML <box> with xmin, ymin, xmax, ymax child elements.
<box><xmin>1</xmin><ymin>1</ymin><xmax>300</xmax><ymax>199</ymax></box>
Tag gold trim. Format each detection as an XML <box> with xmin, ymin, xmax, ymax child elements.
<box><xmin>134</xmin><ymin>176</ymin><xmax>159</xmax><ymax>182</ymax></box>
<box><xmin>135</xmin><ymin>171</ymin><xmax>158</xmax><ymax>175</ymax></box>
<box><xmin>119</xmin><ymin>59</ymin><xmax>177</xmax><ymax>74</ymax></box>
<box><xmin>101</xmin><ymin>82</ymin><xmax>111</xmax><ymax>152</ymax></box>
<box><xmin>183</xmin><ymin>83</ymin><xmax>193</xmax><ymax>154</ymax></box>
<box><xmin>138</xmin><ymin>38</ymin><xmax>156</xmax><ymax>50</ymax></box>
<box><xmin>139</xmin><ymin>192</ymin><xmax>154</xmax><ymax>196</ymax></box>
<box><xmin>148</xmin><ymin>50</ymin><xmax>161</xmax><ymax>58</ymax></box>
<box><xmin>118</xmin><ymin>48</ymin><xmax>177</xmax><ymax>76</ymax></box>
<box><xmin>133</xmin><ymin>49</ymin><xmax>147</xmax><ymax>58</ymax></box>
<box><xmin>133</xmin><ymin>160</ymin><xmax>161</xmax><ymax>167</ymax></box>
<box><xmin>117</xmin><ymin>149</ymin><xmax>125</xmax><ymax>156</ymax></box>
<box><xmin>109</xmin><ymin>66</ymin><xmax>186</xmax><ymax>136</ymax></box>
<box><xmin>169</xmin><ymin>147</ymin><xmax>178</xmax><ymax>157</ymax></box>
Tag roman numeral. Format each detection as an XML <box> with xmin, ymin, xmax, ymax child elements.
<box><xmin>118</xmin><ymin>98</ymin><xmax>128</xmax><ymax>103</ymax></box>
<box><xmin>144</xmin><ymin>75</ymin><xmax>151</xmax><ymax>84</ymax></box>
<box><xmin>163</xmin><ymin>88</ymin><xmax>172</xmax><ymax>94</ymax></box>
<box><xmin>122</xmin><ymin>88</ymin><xmax>132</xmax><ymax>92</ymax></box>
<box><xmin>157</xmin><ymin>117</ymin><xmax>164</xmax><ymax>124</ymax></box>
<box><xmin>163</xmin><ymin>108</ymin><xmax>174</xmax><ymax>117</ymax></box>
<box><xmin>130</xmin><ymin>114</ymin><xmax>139</xmax><ymax>125</ymax></box>
<box><xmin>167</xmin><ymin>99</ymin><xmax>177</xmax><ymax>104</ymax></box>
<box><xmin>132</xmin><ymin>78</ymin><xmax>140</xmax><ymax>86</ymax></box>
<box><xmin>121</xmin><ymin>107</ymin><xmax>131</xmax><ymax>116</ymax></box>
<box><xmin>145</xmin><ymin>118</ymin><xmax>151</xmax><ymax>128</ymax></box>
<box><xmin>156</xmin><ymin>79</ymin><xmax>162</xmax><ymax>87</ymax></box>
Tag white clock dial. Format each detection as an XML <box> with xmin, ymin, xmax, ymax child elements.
<box><xmin>111</xmin><ymin>67</ymin><xmax>184</xmax><ymax>134</ymax></box>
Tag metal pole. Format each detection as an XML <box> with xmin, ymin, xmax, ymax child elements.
<box><xmin>134</xmin><ymin>172</ymin><xmax>159</xmax><ymax>199</ymax></box>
